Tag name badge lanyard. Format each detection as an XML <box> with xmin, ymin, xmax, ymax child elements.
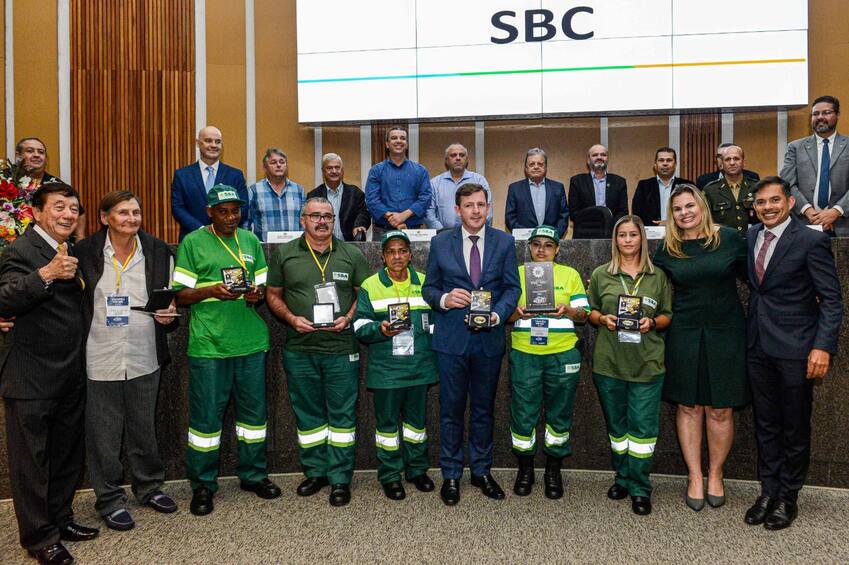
<box><xmin>211</xmin><ymin>226</ymin><xmax>247</xmax><ymax>272</ymax></box>
<box><xmin>111</xmin><ymin>238</ymin><xmax>137</xmax><ymax>294</ymax></box>
<box><xmin>307</xmin><ymin>239</ymin><xmax>334</xmax><ymax>282</ymax></box>
<box><xmin>619</xmin><ymin>272</ymin><xmax>644</xmax><ymax>297</ymax></box>
<box><xmin>618</xmin><ymin>272</ymin><xmax>644</xmax><ymax>344</ymax></box>
<box><xmin>388</xmin><ymin>268</ymin><xmax>413</xmax><ymax>304</ymax></box>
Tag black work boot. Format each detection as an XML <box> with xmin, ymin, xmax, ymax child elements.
<box><xmin>513</xmin><ymin>455</ymin><xmax>535</xmax><ymax>496</ymax></box>
<box><xmin>543</xmin><ymin>455</ymin><xmax>564</xmax><ymax>499</ymax></box>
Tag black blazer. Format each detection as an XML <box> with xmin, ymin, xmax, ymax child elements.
<box><xmin>696</xmin><ymin>169</ymin><xmax>760</xmax><ymax>190</ymax></box>
<box><xmin>504</xmin><ymin>178</ymin><xmax>569</xmax><ymax>238</ymax></box>
<box><xmin>568</xmin><ymin>173</ymin><xmax>628</xmax><ymax>223</ymax></box>
<box><xmin>0</xmin><ymin>228</ymin><xmax>85</xmax><ymax>398</ymax></box>
<box><xmin>746</xmin><ymin>218</ymin><xmax>843</xmax><ymax>359</ymax></box>
<box><xmin>307</xmin><ymin>183</ymin><xmax>371</xmax><ymax>241</ymax></box>
<box><xmin>76</xmin><ymin>228</ymin><xmax>176</xmax><ymax>368</ymax></box>
<box><xmin>632</xmin><ymin>177</ymin><xmax>694</xmax><ymax>226</ymax></box>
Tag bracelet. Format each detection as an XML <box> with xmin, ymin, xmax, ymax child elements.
<box><xmin>649</xmin><ymin>318</ymin><xmax>657</xmax><ymax>330</ymax></box>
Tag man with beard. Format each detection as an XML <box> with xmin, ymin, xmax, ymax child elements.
<box><xmin>426</xmin><ymin>143</ymin><xmax>492</xmax><ymax>231</ymax></box>
<box><xmin>568</xmin><ymin>144</ymin><xmax>628</xmax><ymax>234</ymax></box>
<box><xmin>781</xmin><ymin>95</ymin><xmax>849</xmax><ymax>236</ymax></box>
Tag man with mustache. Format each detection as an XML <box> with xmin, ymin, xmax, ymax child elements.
<box><xmin>781</xmin><ymin>95</ymin><xmax>849</xmax><ymax>235</ymax></box>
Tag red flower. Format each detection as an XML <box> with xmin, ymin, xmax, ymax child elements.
<box><xmin>0</xmin><ymin>180</ymin><xmax>18</xmax><ymax>200</ymax></box>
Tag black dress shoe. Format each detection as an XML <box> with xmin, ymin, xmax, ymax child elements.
<box><xmin>297</xmin><ymin>476</ymin><xmax>330</xmax><ymax>497</ymax></box>
<box><xmin>631</xmin><ymin>496</ymin><xmax>652</xmax><ymax>515</ymax></box>
<box><xmin>744</xmin><ymin>495</ymin><xmax>775</xmax><ymax>525</ymax></box>
<box><xmin>543</xmin><ymin>456</ymin><xmax>564</xmax><ymax>500</ymax></box>
<box><xmin>764</xmin><ymin>501</ymin><xmax>798</xmax><ymax>531</ymax></box>
<box><xmin>406</xmin><ymin>473</ymin><xmax>435</xmax><ymax>492</ymax></box>
<box><xmin>329</xmin><ymin>483</ymin><xmax>351</xmax><ymax>507</ymax></box>
<box><xmin>382</xmin><ymin>481</ymin><xmax>406</xmax><ymax>500</ymax></box>
<box><xmin>440</xmin><ymin>479</ymin><xmax>460</xmax><ymax>506</ymax></box>
<box><xmin>471</xmin><ymin>474</ymin><xmax>506</xmax><ymax>500</ymax></box>
<box><xmin>146</xmin><ymin>490</ymin><xmax>178</xmax><ymax>513</ymax></box>
<box><xmin>240</xmin><ymin>478</ymin><xmax>282</xmax><ymax>499</ymax></box>
<box><xmin>607</xmin><ymin>483</ymin><xmax>629</xmax><ymax>500</ymax></box>
<box><xmin>29</xmin><ymin>543</ymin><xmax>74</xmax><ymax>565</ymax></box>
<box><xmin>190</xmin><ymin>486</ymin><xmax>214</xmax><ymax>516</ymax></box>
<box><xmin>58</xmin><ymin>522</ymin><xmax>99</xmax><ymax>542</ymax></box>
<box><xmin>513</xmin><ymin>456</ymin><xmax>535</xmax><ymax>496</ymax></box>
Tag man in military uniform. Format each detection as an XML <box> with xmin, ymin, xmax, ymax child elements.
<box><xmin>353</xmin><ymin>231</ymin><xmax>437</xmax><ymax>500</ymax></box>
<box><xmin>703</xmin><ymin>145</ymin><xmax>758</xmax><ymax>234</ymax></box>
<box><xmin>507</xmin><ymin>225</ymin><xmax>590</xmax><ymax>499</ymax></box>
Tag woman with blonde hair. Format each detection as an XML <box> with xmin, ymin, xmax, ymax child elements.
<box><xmin>589</xmin><ymin>215</ymin><xmax>672</xmax><ymax>515</ymax></box>
<box><xmin>653</xmin><ymin>184</ymin><xmax>748</xmax><ymax>511</ymax></box>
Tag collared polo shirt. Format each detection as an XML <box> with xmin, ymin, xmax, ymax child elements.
<box><xmin>588</xmin><ymin>263</ymin><xmax>672</xmax><ymax>382</ymax></box>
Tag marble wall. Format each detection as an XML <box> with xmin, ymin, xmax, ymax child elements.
<box><xmin>0</xmin><ymin>238</ymin><xmax>847</xmax><ymax>498</ymax></box>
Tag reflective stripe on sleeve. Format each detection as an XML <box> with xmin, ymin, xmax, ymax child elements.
<box><xmin>627</xmin><ymin>435</ymin><xmax>657</xmax><ymax>459</ymax></box>
<box><xmin>188</xmin><ymin>428</ymin><xmax>221</xmax><ymax>452</ymax></box>
<box><xmin>544</xmin><ymin>424</ymin><xmax>570</xmax><ymax>447</ymax></box>
<box><xmin>375</xmin><ymin>430</ymin><xmax>400</xmax><ymax>451</ymax></box>
<box><xmin>353</xmin><ymin>318</ymin><xmax>373</xmax><ymax>332</ymax></box>
<box><xmin>254</xmin><ymin>267</ymin><xmax>268</xmax><ymax>286</ymax></box>
<box><xmin>173</xmin><ymin>267</ymin><xmax>198</xmax><ymax>289</ymax></box>
<box><xmin>402</xmin><ymin>422</ymin><xmax>427</xmax><ymax>444</ymax></box>
<box><xmin>370</xmin><ymin>297</ymin><xmax>429</xmax><ymax>311</ymax></box>
<box><xmin>609</xmin><ymin>434</ymin><xmax>628</xmax><ymax>455</ymax></box>
<box><xmin>298</xmin><ymin>424</ymin><xmax>329</xmax><ymax>448</ymax></box>
<box><xmin>235</xmin><ymin>422</ymin><xmax>267</xmax><ymax>444</ymax></box>
<box><xmin>328</xmin><ymin>426</ymin><xmax>356</xmax><ymax>447</ymax></box>
<box><xmin>570</xmin><ymin>294</ymin><xmax>589</xmax><ymax>309</ymax></box>
<box><xmin>511</xmin><ymin>429</ymin><xmax>536</xmax><ymax>452</ymax></box>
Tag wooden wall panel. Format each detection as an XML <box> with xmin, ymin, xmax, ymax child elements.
<box><xmin>71</xmin><ymin>0</ymin><xmax>195</xmax><ymax>243</ymax></box>
<box><xmin>321</xmin><ymin>126</ymin><xmax>361</xmax><ymax>189</ymax></box>
<box><xmin>680</xmin><ymin>113</ymin><xmax>720</xmax><ymax>184</ymax></box>
<box><xmin>734</xmin><ymin>112</ymin><xmax>778</xmax><ymax>177</ymax></box>
<box><xmin>607</xmin><ymin>116</ymin><xmax>667</xmax><ymax>211</ymax></box>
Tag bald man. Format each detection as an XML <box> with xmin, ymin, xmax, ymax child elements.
<box><xmin>171</xmin><ymin>126</ymin><xmax>248</xmax><ymax>240</ymax></box>
<box><xmin>568</xmin><ymin>144</ymin><xmax>628</xmax><ymax>234</ymax></box>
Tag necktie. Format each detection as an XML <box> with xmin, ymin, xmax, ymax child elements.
<box><xmin>56</xmin><ymin>242</ymin><xmax>67</xmax><ymax>255</ymax></box>
<box><xmin>755</xmin><ymin>231</ymin><xmax>776</xmax><ymax>283</ymax></box>
<box><xmin>817</xmin><ymin>139</ymin><xmax>830</xmax><ymax>209</ymax></box>
<box><xmin>469</xmin><ymin>235</ymin><xmax>481</xmax><ymax>288</ymax></box>
<box><xmin>205</xmin><ymin>165</ymin><xmax>215</xmax><ymax>193</ymax></box>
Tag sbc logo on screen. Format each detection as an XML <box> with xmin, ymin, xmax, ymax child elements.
<box><xmin>491</xmin><ymin>7</ymin><xmax>594</xmax><ymax>44</ymax></box>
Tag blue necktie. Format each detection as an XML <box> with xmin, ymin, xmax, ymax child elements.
<box><xmin>205</xmin><ymin>165</ymin><xmax>215</xmax><ymax>193</ymax></box>
<box><xmin>817</xmin><ymin>139</ymin><xmax>830</xmax><ymax>209</ymax></box>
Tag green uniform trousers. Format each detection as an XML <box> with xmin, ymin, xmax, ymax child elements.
<box><xmin>284</xmin><ymin>349</ymin><xmax>359</xmax><ymax>485</ymax></box>
<box><xmin>593</xmin><ymin>372</ymin><xmax>663</xmax><ymax>497</ymax></box>
<box><xmin>373</xmin><ymin>385</ymin><xmax>430</xmax><ymax>484</ymax></box>
<box><xmin>186</xmin><ymin>352</ymin><xmax>268</xmax><ymax>492</ymax></box>
<box><xmin>509</xmin><ymin>348</ymin><xmax>581</xmax><ymax>458</ymax></box>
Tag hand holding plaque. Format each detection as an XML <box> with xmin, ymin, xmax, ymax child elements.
<box><xmin>312</xmin><ymin>303</ymin><xmax>336</xmax><ymax>328</ymax></box>
<box><xmin>468</xmin><ymin>289</ymin><xmax>492</xmax><ymax>330</ymax></box>
<box><xmin>524</xmin><ymin>262</ymin><xmax>556</xmax><ymax>313</ymax></box>
<box><xmin>221</xmin><ymin>266</ymin><xmax>251</xmax><ymax>294</ymax></box>
<box><xmin>388</xmin><ymin>302</ymin><xmax>412</xmax><ymax>331</ymax></box>
<box><xmin>616</xmin><ymin>295</ymin><xmax>642</xmax><ymax>343</ymax></box>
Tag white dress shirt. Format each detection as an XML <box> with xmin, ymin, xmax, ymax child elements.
<box><xmin>657</xmin><ymin>176</ymin><xmax>676</xmax><ymax>221</ymax></box>
<box><xmin>754</xmin><ymin>215</ymin><xmax>792</xmax><ymax>271</ymax></box>
<box><xmin>33</xmin><ymin>224</ymin><xmax>60</xmax><ymax>250</ymax></box>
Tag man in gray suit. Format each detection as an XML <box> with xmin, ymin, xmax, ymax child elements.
<box><xmin>780</xmin><ymin>95</ymin><xmax>849</xmax><ymax>235</ymax></box>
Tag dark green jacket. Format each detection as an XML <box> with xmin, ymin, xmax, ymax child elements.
<box><xmin>703</xmin><ymin>176</ymin><xmax>757</xmax><ymax>235</ymax></box>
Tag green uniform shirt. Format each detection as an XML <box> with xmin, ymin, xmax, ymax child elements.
<box><xmin>703</xmin><ymin>176</ymin><xmax>757</xmax><ymax>235</ymax></box>
<box><xmin>172</xmin><ymin>227</ymin><xmax>270</xmax><ymax>359</ymax></box>
<box><xmin>354</xmin><ymin>267</ymin><xmax>437</xmax><ymax>389</ymax></box>
<box><xmin>268</xmin><ymin>235</ymin><xmax>368</xmax><ymax>354</ymax></box>
<box><xmin>587</xmin><ymin>264</ymin><xmax>672</xmax><ymax>382</ymax></box>
<box><xmin>511</xmin><ymin>263</ymin><xmax>589</xmax><ymax>355</ymax></box>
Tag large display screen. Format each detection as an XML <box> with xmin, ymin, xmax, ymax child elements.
<box><xmin>296</xmin><ymin>0</ymin><xmax>808</xmax><ymax>123</ymax></box>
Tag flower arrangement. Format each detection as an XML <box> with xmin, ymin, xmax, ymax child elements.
<box><xmin>0</xmin><ymin>159</ymin><xmax>36</xmax><ymax>244</ymax></box>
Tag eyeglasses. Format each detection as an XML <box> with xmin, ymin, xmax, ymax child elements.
<box><xmin>812</xmin><ymin>110</ymin><xmax>836</xmax><ymax>118</ymax></box>
<box><xmin>304</xmin><ymin>213</ymin><xmax>335</xmax><ymax>223</ymax></box>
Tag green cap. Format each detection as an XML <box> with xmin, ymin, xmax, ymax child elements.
<box><xmin>381</xmin><ymin>230</ymin><xmax>410</xmax><ymax>248</ymax></box>
<box><xmin>206</xmin><ymin>184</ymin><xmax>245</xmax><ymax>207</ymax></box>
<box><xmin>529</xmin><ymin>225</ymin><xmax>559</xmax><ymax>243</ymax></box>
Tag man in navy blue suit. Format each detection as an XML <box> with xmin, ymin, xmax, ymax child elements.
<box><xmin>171</xmin><ymin>126</ymin><xmax>248</xmax><ymax>240</ymax></box>
<box><xmin>743</xmin><ymin>176</ymin><xmax>842</xmax><ymax>531</ymax></box>
<box><xmin>504</xmin><ymin>148</ymin><xmax>568</xmax><ymax>239</ymax></box>
<box><xmin>422</xmin><ymin>183</ymin><xmax>521</xmax><ymax>505</ymax></box>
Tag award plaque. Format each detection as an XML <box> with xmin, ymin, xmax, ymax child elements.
<box><xmin>468</xmin><ymin>290</ymin><xmax>492</xmax><ymax>330</ymax></box>
<box><xmin>524</xmin><ymin>261</ymin><xmax>556</xmax><ymax>313</ymax></box>
<box><xmin>616</xmin><ymin>295</ymin><xmax>642</xmax><ymax>332</ymax></box>
<box><xmin>221</xmin><ymin>266</ymin><xmax>251</xmax><ymax>294</ymax></box>
<box><xmin>388</xmin><ymin>302</ymin><xmax>412</xmax><ymax>331</ymax></box>
<box><xmin>312</xmin><ymin>303</ymin><xmax>336</xmax><ymax>328</ymax></box>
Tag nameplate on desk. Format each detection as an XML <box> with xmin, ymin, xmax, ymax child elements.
<box><xmin>512</xmin><ymin>228</ymin><xmax>534</xmax><ymax>241</ymax></box>
<box><xmin>403</xmin><ymin>229</ymin><xmax>437</xmax><ymax>242</ymax></box>
<box><xmin>805</xmin><ymin>224</ymin><xmax>824</xmax><ymax>232</ymax></box>
<box><xmin>644</xmin><ymin>226</ymin><xmax>666</xmax><ymax>240</ymax></box>
<box><xmin>266</xmin><ymin>231</ymin><xmax>303</xmax><ymax>243</ymax></box>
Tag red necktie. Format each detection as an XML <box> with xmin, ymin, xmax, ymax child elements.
<box><xmin>755</xmin><ymin>231</ymin><xmax>776</xmax><ymax>283</ymax></box>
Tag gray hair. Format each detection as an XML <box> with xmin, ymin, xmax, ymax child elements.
<box><xmin>719</xmin><ymin>144</ymin><xmax>744</xmax><ymax>159</ymax></box>
<box><xmin>525</xmin><ymin>147</ymin><xmax>548</xmax><ymax>168</ymax></box>
<box><xmin>444</xmin><ymin>143</ymin><xmax>468</xmax><ymax>158</ymax></box>
<box><xmin>302</xmin><ymin>196</ymin><xmax>331</xmax><ymax>213</ymax></box>
<box><xmin>321</xmin><ymin>153</ymin><xmax>343</xmax><ymax>167</ymax></box>
<box><xmin>262</xmin><ymin>147</ymin><xmax>288</xmax><ymax>166</ymax></box>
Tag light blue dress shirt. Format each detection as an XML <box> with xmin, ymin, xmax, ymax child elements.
<box><xmin>326</xmin><ymin>183</ymin><xmax>344</xmax><ymax>239</ymax></box>
<box><xmin>529</xmin><ymin>179</ymin><xmax>547</xmax><ymax>226</ymax></box>
<box><xmin>657</xmin><ymin>176</ymin><xmax>675</xmax><ymax>221</ymax></box>
<box><xmin>592</xmin><ymin>174</ymin><xmax>607</xmax><ymax>206</ymax></box>
<box><xmin>425</xmin><ymin>170</ymin><xmax>493</xmax><ymax>230</ymax></box>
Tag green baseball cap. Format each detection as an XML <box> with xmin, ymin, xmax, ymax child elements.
<box><xmin>381</xmin><ymin>230</ymin><xmax>411</xmax><ymax>248</ymax></box>
<box><xmin>529</xmin><ymin>225</ymin><xmax>559</xmax><ymax>243</ymax></box>
<box><xmin>206</xmin><ymin>184</ymin><xmax>245</xmax><ymax>207</ymax></box>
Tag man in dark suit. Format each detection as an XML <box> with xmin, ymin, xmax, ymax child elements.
<box><xmin>632</xmin><ymin>147</ymin><xmax>693</xmax><ymax>226</ymax></box>
<box><xmin>568</xmin><ymin>144</ymin><xmax>628</xmax><ymax>233</ymax></box>
<box><xmin>743</xmin><ymin>176</ymin><xmax>842</xmax><ymax>531</ymax></box>
<box><xmin>781</xmin><ymin>95</ymin><xmax>849</xmax><ymax>236</ymax></box>
<box><xmin>422</xmin><ymin>183</ymin><xmax>521</xmax><ymax>505</ymax></box>
<box><xmin>696</xmin><ymin>142</ymin><xmax>760</xmax><ymax>189</ymax></box>
<box><xmin>505</xmin><ymin>148</ymin><xmax>568</xmax><ymax>238</ymax></box>
<box><xmin>170</xmin><ymin>125</ymin><xmax>247</xmax><ymax>240</ymax></box>
<box><xmin>0</xmin><ymin>182</ymin><xmax>99</xmax><ymax>564</ymax></box>
<box><xmin>307</xmin><ymin>153</ymin><xmax>370</xmax><ymax>241</ymax></box>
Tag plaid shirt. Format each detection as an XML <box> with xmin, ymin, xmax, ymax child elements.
<box><xmin>247</xmin><ymin>178</ymin><xmax>305</xmax><ymax>241</ymax></box>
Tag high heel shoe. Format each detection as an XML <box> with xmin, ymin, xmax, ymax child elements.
<box><xmin>707</xmin><ymin>479</ymin><xmax>726</xmax><ymax>508</ymax></box>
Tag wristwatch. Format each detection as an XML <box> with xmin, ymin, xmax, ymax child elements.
<box><xmin>649</xmin><ymin>318</ymin><xmax>657</xmax><ymax>330</ymax></box>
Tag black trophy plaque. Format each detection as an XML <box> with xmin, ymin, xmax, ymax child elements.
<box><xmin>221</xmin><ymin>266</ymin><xmax>251</xmax><ymax>294</ymax></box>
<box><xmin>524</xmin><ymin>261</ymin><xmax>555</xmax><ymax>313</ymax></box>
<box><xmin>312</xmin><ymin>303</ymin><xmax>336</xmax><ymax>328</ymax></box>
<box><xmin>468</xmin><ymin>290</ymin><xmax>492</xmax><ymax>330</ymax></box>
<box><xmin>388</xmin><ymin>302</ymin><xmax>412</xmax><ymax>331</ymax></box>
<box><xmin>616</xmin><ymin>295</ymin><xmax>642</xmax><ymax>332</ymax></box>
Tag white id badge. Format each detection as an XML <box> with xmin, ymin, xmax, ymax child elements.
<box><xmin>392</xmin><ymin>330</ymin><xmax>415</xmax><ymax>356</ymax></box>
<box><xmin>106</xmin><ymin>295</ymin><xmax>130</xmax><ymax>327</ymax></box>
<box><xmin>314</xmin><ymin>282</ymin><xmax>341</xmax><ymax>313</ymax></box>
<box><xmin>618</xmin><ymin>330</ymin><xmax>641</xmax><ymax>344</ymax></box>
<box><xmin>530</xmin><ymin>318</ymin><xmax>549</xmax><ymax>346</ymax></box>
